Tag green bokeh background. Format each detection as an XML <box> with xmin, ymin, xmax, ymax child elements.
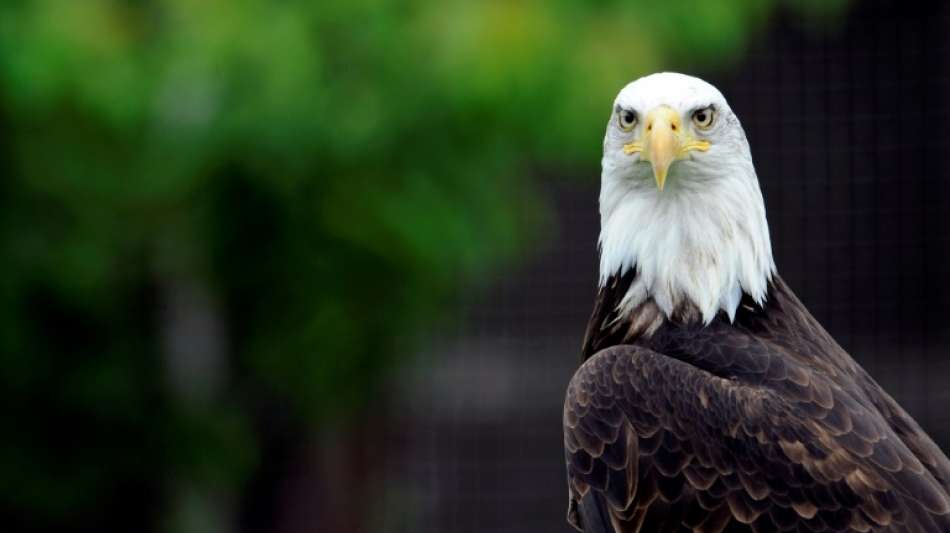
<box><xmin>0</xmin><ymin>1</ymin><xmax>847</xmax><ymax>531</ymax></box>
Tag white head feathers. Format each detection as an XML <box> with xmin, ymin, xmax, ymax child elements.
<box><xmin>599</xmin><ymin>72</ymin><xmax>775</xmax><ymax>324</ymax></box>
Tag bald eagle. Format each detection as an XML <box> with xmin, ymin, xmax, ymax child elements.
<box><xmin>563</xmin><ymin>73</ymin><xmax>950</xmax><ymax>533</ymax></box>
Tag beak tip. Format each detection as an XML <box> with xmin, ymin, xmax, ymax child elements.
<box><xmin>654</xmin><ymin>170</ymin><xmax>668</xmax><ymax>192</ymax></box>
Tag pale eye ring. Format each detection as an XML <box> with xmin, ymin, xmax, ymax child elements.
<box><xmin>691</xmin><ymin>106</ymin><xmax>715</xmax><ymax>129</ymax></box>
<box><xmin>618</xmin><ymin>109</ymin><xmax>638</xmax><ymax>131</ymax></box>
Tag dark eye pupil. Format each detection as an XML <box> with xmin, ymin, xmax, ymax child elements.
<box><xmin>623</xmin><ymin>111</ymin><xmax>635</xmax><ymax>124</ymax></box>
<box><xmin>696</xmin><ymin>112</ymin><xmax>707</xmax><ymax>122</ymax></box>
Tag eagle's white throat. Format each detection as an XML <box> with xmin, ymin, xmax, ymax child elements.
<box><xmin>599</xmin><ymin>73</ymin><xmax>775</xmax><ymax>324</ymax></box>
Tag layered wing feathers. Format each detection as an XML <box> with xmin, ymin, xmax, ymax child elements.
<box><xmin>564</xmin><ymin>343</ymin><xmax>950</xmax><ymax>532</ymax></box>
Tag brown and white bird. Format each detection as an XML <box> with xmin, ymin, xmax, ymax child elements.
<box><xmin>563</xmin><ymin>72</ymin><xmax>950</xmax><ymax>533</ymax></box>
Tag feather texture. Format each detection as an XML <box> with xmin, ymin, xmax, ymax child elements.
<box><xmin>566</xmin><ymin>73</ymin><xmax>950</xmax><ymax>533</ymax></box>
<box><xmin>565</xmin><ymin>277</ymin><xmax>950</xmax><ymax>533</ymax></box>
<box><xmin>599</xmin><ymin>73</ymin><xmax>774</xmax><ymax>324</ymax></box>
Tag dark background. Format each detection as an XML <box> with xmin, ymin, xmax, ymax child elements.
<box><xmin>2</xmin><ymin>1</ymin><xmax>948</xmax><ymax>532</ymax></box>
<box><xmin>377</xmin><ymin>3</ymin><xmax>950</xmax><ymax>533</ymax></box>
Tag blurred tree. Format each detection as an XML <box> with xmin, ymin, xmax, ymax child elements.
<box><xmin>0</xmin><ymin>0</ymin><xmax>847</xmax><ymax>531</ymax></box>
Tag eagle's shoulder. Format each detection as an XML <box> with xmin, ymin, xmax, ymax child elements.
<box><xmin>565</xmin><ymin>284</ymin><xmax>950</xmax><ymax>532</ymax></box>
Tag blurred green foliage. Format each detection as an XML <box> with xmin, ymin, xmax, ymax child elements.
<box><xmin>0</xmin><ymin>0</ymin><xmax>846</xmax><ymax>530</ymax></box>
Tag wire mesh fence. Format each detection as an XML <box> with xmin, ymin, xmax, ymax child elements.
<box><xmin>378</xmin><ymin>2</ymin><xmax>950</xmax><ymax>532</ymax></box>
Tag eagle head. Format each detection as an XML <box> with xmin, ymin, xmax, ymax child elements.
<box><xmin>599</xmin><ymin>72</ymin><xmax>775</xmax><ymax>324</ymax></box>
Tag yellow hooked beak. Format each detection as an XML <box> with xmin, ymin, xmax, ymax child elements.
<box><xmin>622</xmin><ymin>106</ymin><xmax>711</xmax><ymax>191</ymax></box>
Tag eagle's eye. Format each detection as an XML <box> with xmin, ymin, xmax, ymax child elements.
<box><xmin>691</xmin><ymin>106</ymin><xmax>715</xmax><ymax>129</ymax></box>
<box><xmin>618</xmin><ymin>109</ymin><xmax>638</xmax><ymax>131</ymax></box>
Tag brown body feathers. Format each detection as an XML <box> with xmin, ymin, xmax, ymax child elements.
<box><xmin>564</xmin><ymin>274</ymin><xmax>950</xmax><ymax>533</ymax></box>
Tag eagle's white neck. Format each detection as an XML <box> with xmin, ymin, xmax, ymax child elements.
<box><xmin>598</xmin><ymin>150</ymin><xmax>775</xmax><ymax>324</ymax></box>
